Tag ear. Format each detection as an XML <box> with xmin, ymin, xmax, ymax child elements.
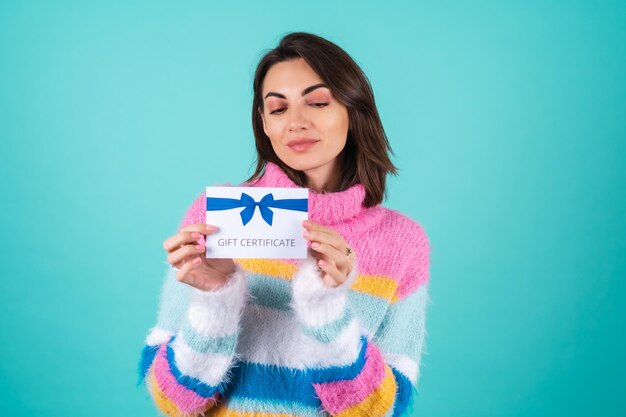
<box><xmin>258</xmin><ymin>107</ymin><xmax>268</xmax><ymax>137</ymax></box>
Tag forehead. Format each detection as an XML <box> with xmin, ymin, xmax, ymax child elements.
<box><xmin>262</xmin><ymin>58</ymin><xmax>325</xmax><ymax>96</ymax></box>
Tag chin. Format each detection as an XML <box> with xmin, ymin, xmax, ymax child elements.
<box><xmin>280</xmin><ymin>155</ymin><xmax>328</xmax><ymax>173</ymax></box>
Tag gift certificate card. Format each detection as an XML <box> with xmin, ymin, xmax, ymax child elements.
<box><xmin>205</xmin><ymin>186</ymin><xmax>309</xmax><ymax>259</ymax></box>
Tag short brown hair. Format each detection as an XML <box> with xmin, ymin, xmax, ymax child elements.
<box><xmin>247</xmin><ymin>32</ymin><xmax>397</xmax><ymax>207</ymax></box>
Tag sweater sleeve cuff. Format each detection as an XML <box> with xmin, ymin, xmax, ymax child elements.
<box><xmin>185</xmin><ymin>263</ymin><xmax>249</xmax><ymax>338</ymax></box>
<box><xmin>290</xmin><ymin>255</ymin><xmax>358</xmax><ymax>329</ymax></box>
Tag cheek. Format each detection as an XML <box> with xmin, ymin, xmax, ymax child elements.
<box><xmin>326</xmin><ymin>109</ymin><xmax>349</xmax><ymax>140</ymax></box>
<box><xmin>264</xmin><ymin>119</ymin><xmax>290</xmax><ymax>157</ymax></box>
<box><xmin>264</xmin><ymin>118</ymin><xmax>285</xmax><ymax>140</ymax></box>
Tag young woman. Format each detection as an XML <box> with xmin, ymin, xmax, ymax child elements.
<box><xmin>139</xmin><ymin>32</ymin><xmax>431</xmax><ymax>417</ymax></box>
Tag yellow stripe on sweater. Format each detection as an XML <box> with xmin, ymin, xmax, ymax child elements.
<box><xmin>235</xmin><ymin>258</ymin><xmax>297</xmax><ymax>280</ymax></box>
<box><xmin>352</xmin><ymin>275</ymin><xmax>397</xmax><ymax>301</ymax></box>
<box><xmin>236</xmin><ymin>258</ymin><xmax>398</xmax><ymax>301</ymax></box>
<box><xmin>336</xmin><ymin>364</ymin><xmax>397</xmax><ymax>417</ymax></box>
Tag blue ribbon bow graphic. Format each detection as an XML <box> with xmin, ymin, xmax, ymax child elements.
<box><xmin>206</xmin><ymin>192</ymin><xmax>308</xmax><ymax>226</ymax></box>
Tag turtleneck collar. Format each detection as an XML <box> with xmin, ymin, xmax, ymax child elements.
<box><xmin>247</xmin><ymin>162</ymin><xmax>367</xmax><ymax>226</ymax></box>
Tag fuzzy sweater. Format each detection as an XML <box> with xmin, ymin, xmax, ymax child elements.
<box><xmin>138</xmin><ymin>162</ymin><xmax>431</xmax><ymax>417</ymax></box>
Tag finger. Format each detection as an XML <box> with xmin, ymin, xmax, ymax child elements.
<box><xmin>168</xmin><ymin>242</ymin><xmax>206</xmax><ymax>266</ymax></box>
<box><xmin>314</xmin><ymin>246</ymin><xmax>354</xmax><ymax>282</ymax></box>
<box><xmin>304</xmin><ymin>222</ymin><xmax>345</xmax><ymax>247</ymax></box>
<box><xmin>317</xmin><ymin>259</ymin><xmax>344</xmax><ymax>287</ymax></box>
<box><xmin>164</xmin><ymin>231</ymin><xmax>203</xmax><ymax>253</ymax></box>
<box><xmin>163</xmin><ymin>225</ymin><xmax>217</xmax><ymax>252</ymax></box>
<box><xmin>175</xmin><ymin>256</ymin><xmax>204</xmax><ymax>286</ymax></box>
<box><xmin>302</xmin><ymin>221</ymin><xmax>347</xmax><ymax>249</ymax></box>
<box><xmin>303</xmin><ymin>228</ymin><xmax>344</xmax><ymax>250</ymax></box>
<box><xmin>302</xmin><ymin>220</ymin><xmax>337</xmax><ymax>237</ymax></box>
<box><xmin>310</xmin><ymin>241</ymin><xmax>345</xmax><ymax>265</ymax></box>
<box><xmin>179</xmin><ymin>223</ymin><xmax>218</xmax><ymax>234</ymax></box>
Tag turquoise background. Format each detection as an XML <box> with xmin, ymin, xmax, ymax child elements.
<box><xmin>1</xmin><ymin>1</ymin><xmax>624</xmax><ymax>416</ymax></box>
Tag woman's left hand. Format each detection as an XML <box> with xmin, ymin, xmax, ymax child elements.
<box><xmin>302</xmin><ymin>220</ymin><xmax>356</xmax><ymax>288</ymax></box>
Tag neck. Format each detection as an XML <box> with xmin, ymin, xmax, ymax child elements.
<box><xmin>304</xmin><ymin>156</ymin><xmax>342</xmax><ymax>193</ymax></box>
<box><xmin>248</xmin><ymin>161</ymin><xmax>368</xmax><ymax>226</ymax></box>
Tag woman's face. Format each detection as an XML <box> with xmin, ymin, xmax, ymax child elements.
<box><xmin>259</xmin><ymin>58</ymin><xmax>349</xmax><ymax>175</ymax></box>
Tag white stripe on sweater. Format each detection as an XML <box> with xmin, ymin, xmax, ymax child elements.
<box><xmin>290</xmin><ymin>255</ymin><xmax>358</xmax><ymax>327</ymax></box>
<box><xmin>185</xmin><ymin>265</ymin><xmax>249</xmax><ymax>338</ymax></box>
<box><xmin>383</xmin><ymin>352</ymin><xmax>419</xmax><ymax>385</ymax></box>
<box><xmin>237</xmin><ymin>303</ymin><xmax>362</xmax><ymax>369</ymax></box>
<box><xmin>145</xmin><ymin>327</ymin><xmax>173</xmax><ymax>346</ymax></box>
<box><xmin>170</xmin><ymin>336</ymin><xmax>236</xmax><ymax>386</ymax></box>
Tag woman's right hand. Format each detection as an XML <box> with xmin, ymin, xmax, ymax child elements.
<box><xmin>163</xmin><ymin>224</ymin><xmax>236</xmax><ymax>292</ymax></box>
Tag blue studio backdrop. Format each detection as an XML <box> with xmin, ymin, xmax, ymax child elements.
<box><xmin>0</xmin><ymin>1</ymin><xmax>624</xmax><ymax>416</ymax></box>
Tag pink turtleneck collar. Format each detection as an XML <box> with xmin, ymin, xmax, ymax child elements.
<box><xmin>247</xmin><ymin>162</ymin><xmax>368</xmax><ymax>226</ymax></box>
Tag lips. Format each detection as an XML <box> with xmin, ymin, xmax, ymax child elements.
<box><xmin>287</xmin><ymin>138</ymin><xmax>319</xmax><ymax>153</ymax></box>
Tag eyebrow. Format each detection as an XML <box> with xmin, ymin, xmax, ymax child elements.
<box><xmin>264</xmin><ymin>83</ymin><xmax>329</xmax><ymax>100</ymax></box>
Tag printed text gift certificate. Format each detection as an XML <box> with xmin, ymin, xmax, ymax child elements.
<box><xmin>205</xmin><ymin>186</ymin><xmax>309</xmax><ymax>259</ymax></box>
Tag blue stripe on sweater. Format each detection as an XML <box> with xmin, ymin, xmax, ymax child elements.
<box><xmin>224</xmin><ymin>335</ymin><xmax>369</xmax><ymax>406</ymax></box>
<box><xmin>348</xmin><ymin>290</ymin><xmax>389</xmax><ymax>334</ymax></box>
<box><xmin>301</xmin><ymin>308</ymin><xmax>354</xmax><ymax>343</ymax></box>
<box><xmin>181</xmin><ymin>322</ymin><xmax>238</xmax><ymax>355</ymax></box>
<box><xmin>391</xmin><ymin>366</ymin><xmax>413</xmax><ymax>417</ymax></box>
<box><xmin>374</xmin><ymin>284</ymin><xmax>429</xmax><ymax>362</ymax></box>
<box><xmin>247</xmin><ymin>273</ymin><xmax>292</xmax><ymax>310</ymax></box>
<box><xmin>137</xmin><ymin>344</ymin><xmax>159</xmax><ymax>386</ymax></box>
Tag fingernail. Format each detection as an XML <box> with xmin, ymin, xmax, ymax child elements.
<box><xmin>318</xmin><ymin>259</ymin><xmax>326</xmax><ymax>267</ymax></box>
<box><xmin>192</xmin><ymin>232</ymin><xmax>201</xmax><ymax>238</ymax></box>
<box><xmin>303</xmin><ymin>220</ymin><xmax>311</xmax><ymax>227</ymax></box>
<box><xmin>192</xmin><ymin>257</ymin><xmax>202</xmax><ymax>265</ymax></box>
<box><xmin>303</xmin><ymin>231</ymin><xmax>310</xmax><ymax>237</ymax></box>
<box><xmin>196</xmin><ymin>245</ymin><xmax>205</xmax><ymax>251</ymax></box>
<box><xmin>311</xmin><ymin>242</ymin><xmax>319</xmax><ymax>248</ymax></box>
<box><xmin>206</xmin><ymin>225</ymin><xmax>217</xmax><ymax>232</ymax></box>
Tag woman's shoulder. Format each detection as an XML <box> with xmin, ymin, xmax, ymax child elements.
<box><xmin>178</xmin><ymin>190</ymin><xmax>207</xmax><ymax>229</ymax></box>
<box><xmin>363</xmin><ymin>206</ymin><xmax>430</xmax><ymax>298</ymax></box>
<box><xmin>367</xmin><ymin>205</ymin><xmax>429</xmax><ymax>247</ymax></box>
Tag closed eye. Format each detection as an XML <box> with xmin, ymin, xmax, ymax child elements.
<box><xmin>269</xmin><ymin>103</ymin><xmax>328</xmax><ymax>115</ymax></box>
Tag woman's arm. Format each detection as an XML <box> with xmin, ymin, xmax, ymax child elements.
<box><xmin>139</xmin><ymin>266</ymin><xmax>248</xmax><ymax>417</ymax></box>
<box><xmin>290</xmin><ymin>227</ymin><xmax>430</xmax><ymax>417</ymax></box>
<box><xmin>138</xmin><ymin>192</ymin><xmax>250</xmax><ymax>417</ymax></box>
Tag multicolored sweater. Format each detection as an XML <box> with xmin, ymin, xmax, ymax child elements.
<box><xmin>138</xmin><ymin>162</ymin><xmax>431</xmax><ymax>417</ymax></box>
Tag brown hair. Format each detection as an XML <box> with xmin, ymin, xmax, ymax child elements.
<box><xmin>247</xmin><ymin>32</ymin><xmax>398</xmax><ymax>207</ymax></box>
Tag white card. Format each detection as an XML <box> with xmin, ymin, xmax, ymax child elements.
<box><xmin>205</xmin><ymin>186</ymin><xmax>309</xmax><ymax>259</ymax></box>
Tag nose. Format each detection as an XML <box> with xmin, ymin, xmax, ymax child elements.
<box><xmin>287</xmin><ymin>106</ymin><xmax>310</xmax><ymax>132</ymax></box>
